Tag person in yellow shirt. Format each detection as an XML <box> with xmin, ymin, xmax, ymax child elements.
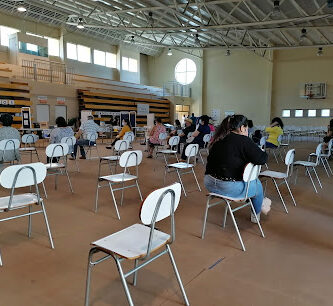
<box><xmin>109</xmin><ymin>118</ymin><xmax>132</xmax><ymax>147</ymax></box>
<box><xmin>265</xmin><ymin>117</ymin><xmax>284</xmax><ymax>148</ymax></box>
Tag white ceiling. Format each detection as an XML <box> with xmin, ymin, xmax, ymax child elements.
<box><xmin>1</xmin><ymin>0</ymin><xmax>333</xmax><ymax>56</ymax></box>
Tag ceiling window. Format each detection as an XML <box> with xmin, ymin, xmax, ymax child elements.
<box><xmin>321</xmin><ymin>109</ymin><xmax>330</xmax><ymax>117</ymax></box>
<box><xmin>106</xmin><ymin>52</ymin><xmax>116</xmax><ymax>68</ymax></box>
<box><xmin>308</xmin><ymin>109</ymin><xmax>316</xmax><ymax>117</ymax></box>
<box><xmin>66</xmin><ymin>42</ymin><xmax>77</xmax><ymax>60</ymax></box>
<box><xmin>175</xmin><ymin>58</ymin><xmax>197</xmax><ymax>85</ymax></box>
<box><xmin>77</xmin><ymin>45</ymin><xmax>91</xmax><ymax>63</ymax></box>
<box><xmin>282</xmin><ymin>110</ymin><xmax>290</xmax><ymax>118</ymax></box>
<box><xmin>295</xmin><ymin>110</ymin><xmax>304</xmax><ymax>117</ymax></box>
<box><xmin>0</xmin><ymin>26</ymin><xmax>19</xmax><ymax>47</ymax></box>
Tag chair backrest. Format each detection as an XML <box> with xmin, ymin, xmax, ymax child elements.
<box><xmin>45</xmin><ymin>143</ymin><xmax>69</xmax><ymax>158</ymax></box>
<box><xmin>177</xmin><ymin>129</ymin><xmax>183</xmax><ymax>135</ymax></box>
<box><xmin>123</xmin><ymin>131</ymin><xmax>135</xmax><ymax>142</ymax></box>
<box><xmin>139</xmin><ymin>183</ymin><xmax>181</xmax><ymax>258</ymax></box>
<box><xmin>114</xmin><ymin>139</ymin><xmax>129</xmax><ymax>152</ymax></box>
<box><xmin>243</xmin><ymin>163</ymin><xmax>261</xmax><ymax>200</ymax></box>
<box><xmin>61</xmin><ymin>136</ymin><xmax>76</xmax><ymax>154</ymax></box>
<box><xmin>87</xmin><ymin>133</ymin><xmax>98</xmax><ymax>142</ymax></box>
<box><xmin>277</xmin><ymin>135</ymin><xmax>283</xmax><ymax>145</ymax></box>
<box><xmin>159</xmin><ymin>132</ymin><xmax>167</xmax><ymax>140</ymax></box>
<box><xmin>119</xmin><ymin>150</ymin><xmax>142</xmax><ymax>168</ymax></box>
<box><xmin>203</xmin><ymin>134</ymin><xmax>211</xmax><ymax>143</ymax></box>
<box><xmin>259</xmin><ymin>136</ymin><xmax>266</xmax><ymax>147</ymax></box>
<box><xmin>185</xmin><ymin>144</ymin><xmax>198</xmax><ymax>158</ymax></box>
<box><xmin>0</xmin><ymin>162</ymin><xmax>46</xmax><ymax>189</ymax></box>
<box><xmin>327</xmin><ymin>138</ymin><xmax>333</xmax><ymax>155</ymax></box>
<box><xmin>314</xmin><ymin>143</ymin><xmax>322</xmax><ymax>165</ymax></box>
<box><xmin>187</xmin><ymin>132</ymin><xmax>193</xmax><ymax>138</ymax></box>
<box><xmin>22</xmin><ymin>133</ymin><xmax>39</xmax><ymax>144</ymax></box>
<box><xmin>168</xmin><ymin>136</ymin><xmax>180</xmax><ymax>147</ymax></box>
<box><xmin>0</xmin><ymin>139</ymin><xmax>20</xmax><ymax>150</ymax></box>
<box><xmin>285</xmin><ymin>149</ymin><xmax>295</xmax><ymax>177</ymax></box>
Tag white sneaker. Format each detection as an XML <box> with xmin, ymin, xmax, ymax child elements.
<box><xmin>261</xmin><ymin>197</ymin><xmax>272</xmax><ymax>215</ymax></box>
<box><xmin>251</xmin><ymin>212</ymin><xmax>260</xmax><ymax>224</ymax></box>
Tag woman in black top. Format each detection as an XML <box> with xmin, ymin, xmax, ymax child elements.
<box><xmin>205</xmin><ymin>115</ymin><xmax>268</xmax><ymax>222</ymax></box>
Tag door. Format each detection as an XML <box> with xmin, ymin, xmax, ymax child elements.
<box><xmin>55</xmin><ymin>105</ymin><xmax>67</xmax><ymax>121</ymax></box>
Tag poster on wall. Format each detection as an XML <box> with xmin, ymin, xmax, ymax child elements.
<box><xmin>21</xmin><ymin>107</ymin><xmax>32</xmax><ymax>129</ymax></box>
<box><xmin>224</xmin><ymin>111</ymin><xmax>235</xmax><ymax>117</ymax></box>
<box><xmin>56</xmin><ymin>97</ymin><xmax>66</xmax><ymax>105</ymax></box>
<box><xmin>137</xmin><ymin>104</ymin><xmax>149</xmax><ymax>116</ymax></box>
<box><xmin>38</xmin><ymin>96</ymin><xmax>48</xmax><ymax>104</ymax></box>
<box><xmin>211</xmin><ymin>109</ymin><xmax>221</xmax><ymax>123</ymax></box>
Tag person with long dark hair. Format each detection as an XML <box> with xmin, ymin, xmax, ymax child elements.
<box><xmin>265</xmin><ymin>117</ymin><xmax>284</xmax><ymax>148</ymax></box>
<box><xmin>205</xmin><ymin>115</ymin><xmax>269</xmax><ymax>222</ymax></box>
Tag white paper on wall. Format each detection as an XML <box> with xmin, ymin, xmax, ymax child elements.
<box><xmin>211</xmin><ymin>109</ymin><xmax>221</xmax><ymax>122</ymax></box>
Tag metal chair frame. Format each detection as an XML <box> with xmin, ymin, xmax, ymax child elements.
<box><xmin>19</xmin><ymin>134</ymin><xmax>40</xmax><ymax>162</ymax></box>
<box><xmin>164</xmin><ymin>144</ymin><xmax>201</xmax><ymax>196</ymax></box>
<box><xmin>201</xmin><ymin>163</ymin><xmax>265</xmax><ymax>252</ymax></box>
<box><xmin>61</xmin><ymin>136</ymin><xmax>79</xmax><ymax>172</ymax></box>
<box><xmin>159</xmin><ymin>136</ymin><xmax>180</xmax><ymax>166</ymax></box>
<box><xmin>84</xmin><ymin>133</ymin><xmax>99</xmax><ymax>160</ymax></box>
<box><xmin>198</xmin><ymin>134</ymin><xmax>211</xmax><ymax>164</ymax></box>
<box><xmin>95</xmin><ymin>150</ymin><xmax>143</xmax><ymax>219</ymax></box>
<box><xmin>85</xmin><ymin>184</ymin><xmax>189</xmax><ymax>306</ymax></box>
<box><xmin>45</xmin><ymin>143</ymin><xmax>74</xmax><ymax>196</ymax></box>
<box><xmin>0</xmin><ymin>163</ymin><xmax>54</xmax><ymax>266</ymax></box>
<box><xmin>260</xmin><ymin>149</ymin><xmax>297</xmax><ymax>214</ymax></box>
<box><xmin>0</xmin><ymin>139</ymin><xmax>21</xmax><ymax>166</ymax></box>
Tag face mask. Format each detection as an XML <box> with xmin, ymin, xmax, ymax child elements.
<box><xmin>122</xmin><ymin>121</ymin><xmax>125</xmax><ymax>126</ymax></box>
<box><xmin>199</xmin><ymin>120</ymin><xmax>203</xmax><ymax>124</ymax></box>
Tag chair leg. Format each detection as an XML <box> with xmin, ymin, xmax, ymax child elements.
<box><xmin>95</xmin><ymin>181</ymin><xmax>100</xmax><ymax>213</ymax></box>
<box><xmin>199</xmin><ymin>150</ymin><xmax>204</xmax><ymax>165</ymax></box>
<box><xmin>85</xmin><ymin>248</ymin><xmax>98</xmax><ymax>306</ymax></box>
<box><xmin>120</xmin><ymin>181</ymin><xmax>125</xmax><ymax>206</ymax></box>
<box><xmin>321</xmin><ymin>157</ymin><xmax>330</xmax><ymax>177</ymax></box>
<box><xmin>0</xmin><ymin>249</ymin><xmax>2</xmax><ymax>266</ymax></box>
<box><xmin>41</xmin><ymin>181</ymin><xmax>48</xmax><ymax>199</ymax></box>
<box><xmin>249</xmin><ymin>199</ymin><xmax>265</xmax><ymax>238</ymax></box>
<box><xmin>135</xmin><ymin>180</ymin><xmax>143</xmax><ymax>201</ymax></box>
<box><xmin>222</xmin><ymin>205</ymin><xmax>228</xmax><ymax>228</ymax></box>
<box><xmin>201</xmin><ymin>196</ymin><xmax>211</xmax><ymax>239</ymax></box>
<box><xmin>306</xmin><ymin>167</ymin><xmax>318</xmax><ymax>193</ymax></box>
<box><xmin>28</xmin><ymin>205</ymin><xmax>32</xmax><ymax>238</ymax></box>
<box><xmin>65</xmin><ymin>170</ymin><xmax>74</xmax><ymax>193</ymax></box>
<box><xmin>35</xmin><ymin>149</ymin><xmax>40</xmax><ymax>162</ymax></box>
<box><xmin>192</xmin><ymin>168</ymin><xmax>201</xmax><ymax>192</ymax></box>
<box><xmin>166</xmin><ymin>244</ymin><xmax>190</xmax><ymax>306</ymax></box>
<box><xmin>176</xmin><ymin>169</ymin><xmax>187</xmax><ymax>197</ymax></box>
<box><xmin>114</xmin><ymin>256</ymin><xmax>134</xmax><ymax>306</ymax></box>
<box><xmin>313</xmin><ymin>167</ymin><xmax>323</xmax><ymax>189</ymax></box>
<box><xmin>40</xmin><ymin>200</ymin><xmax>54</xmax><ymax>249</ymax></box>
<box><xmin>272</xmin><ymin>179</ymin><xmax>288</xmax><ymax>214</ymax></box>
<box><xmin>284</xmin><ymin>178</ymin><xmax>297</xmax><ymax>206</ymax></box>
<box><xmin>163</xmin><ymin>167</ymin><xmax>168</xmax><ymax>185</ymax></box>
<box><xmin>227</xmin><ymin>202</ymin><xmax>246</xmax><ymax>251</ymax></box>
<box><xmin>108</xmin><ymin>182</ymin><xmax>120</xmax><ymax>220</ymax></box>
<box><xmin>324</xmin><ymin>158</ymin><xmax>333</xmax><ymax>175</ymax></box>
<box><xmin>74</xmin><ymin>158</ymin><xmax>80</xmax><ymax>172</ymax></box>
<box><xmin>133</xmin><ymin>259</ymin><xmax>139</xmax><ymax>286</ymax></box>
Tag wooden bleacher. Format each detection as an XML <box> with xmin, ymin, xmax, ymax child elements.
<box><xmin>78</xmin><ymin>89</ymin><xmax>170</xmax><ymax>126</ymax></box>
<box><xmin>0</xmin><ymin>82</ymin><xmax>32</xmax><ymax>128</ymax></box>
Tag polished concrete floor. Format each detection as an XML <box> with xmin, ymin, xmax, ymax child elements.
<box><xmin>0</xmin><ymin>140</ymin><xmax>332</xmax><ymax>306</ymax></box>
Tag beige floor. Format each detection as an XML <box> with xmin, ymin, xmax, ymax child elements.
<box><xmin>1</xmin><ymin>140</ymin><xmax>333</xmax><ymax>306</ymax></box>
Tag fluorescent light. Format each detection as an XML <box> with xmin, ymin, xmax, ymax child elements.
<box><xmin>17</xmin><ymin>5</ymin><xmax>27</xmax><ymax>12</ymax></box>
<box><xmin>77</xmin><ymin>18</ymin><xmax>85</xmax><ymax>29</ymax></box>
<box><xmin>167</xmin><ymin>48</ymin><xmax>172</xmax><ymax>56</ymax></box>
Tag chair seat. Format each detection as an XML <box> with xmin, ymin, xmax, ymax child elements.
<box><xmin>0</xmin><ymin>193</ymin><xmax>41</xmax><ymax>211</ymax></box>
<box><xmin>208</xmin><ymin>192</ymin><xmax>246</xmax><ymax>202</ymax></box>
<box><xmin>310</xmin><ymin>152</ymin><xmax>330</xmax><ymax>158</ymax></box>
<box><xmin>92</xmin><ymin>223</ymin><xmax>170</xmax><ymax>260</ymax></box>
<box><xmin>160</xmin><ymin>150</ymin><xmax>177</xmax><ymax>154</ymax></box>
<box><xmin>100</xmin><ymin>173</ymin><xmax>137</xmax><ymax>182</ymax></box>
<box><xmin>167</xmin><ymin>162</ymin><xmax>194</xmax><ymax>169</ymax></box>
<box><xmin>260</xmin><ymin>170</ymin><xmax>287</xmax><ymax>179</ymax></box>
<box><xmin>19</xmin><ymin>147</ymin><xmax>36</xmax><ymax>151</ymax></box>
<box><xmin>101</xmin><ymin>156</ymin><xmax>120</xmax><ymax>161</ymax></box>
<box><xmin>280</xmin><ymin>143</ymin><xmax>289</xmax><ymax>147</ymax></box>
<box><xmin>293</xmin><ymin>161</ymin><xmax>316</xmax><ymax>167</ymax></box>
<box><xmin>45</xmin><ymin>163</ymin><xmax>65</xmax><ymax>169</ymax></box>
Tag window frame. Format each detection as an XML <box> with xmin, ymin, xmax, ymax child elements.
<box><xmin>175</xmin><ymin>58</ymin><xmax>197</xmax><ymax>85</ymax></box>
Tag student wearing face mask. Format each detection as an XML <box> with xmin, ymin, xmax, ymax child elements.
<box><xmin>204</xmin><ymin>115</ymin><xmax>269</xmax><ymax>223</ymax></box>
<box><xmin>109</xmin><ymin>118</ymin><xmax>132</xmax><ymax>147</ymax></box>
<box><xmin>180</xmin><ymin>115</ymin><xmax>211</xmax><ymax>161</ymax></box>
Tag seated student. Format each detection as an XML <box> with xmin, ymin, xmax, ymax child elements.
<box><xmin>71</xmin><ymin>115</ymin><xmax>103</xmax><ymax>159</ymax></box>
<box><xmin>208</xmin><ymin>117</ymin><xmax>215</xmax><ymax>134</ymax></box>
<box><xmin>204</xmin><ymin>115</ymin><xmax>269</xmax><ymax>222</ymax></box>
<box><xmin>247</xmin><ymin>120</ymin><xmax>255</xmax><ymax>137</ymax></box>
<box><xmin>252</xmin><ymin>129</ymin><xmax>263</xmax><ymax>145</ymax></box>
<box><xmin>180</xmin><ymin>115</ymin><xmax>210</xmax><ymax>161</ymax></box>
<box><xmin>323</xmin><ymin>119</ymin><xmax>333</xmax><ymax>149</ymax></box>
<box><xmin>48</xmin><ymin>116</ymin><xmax>74</xmax><ymax>163</ymax></box>
<box><xmin>108</xmin><ymin>118</ymin><xmax>132</xmax><ymax>147</ymax></box>
<box><xmin>0</xmin><ymin>113</ymin><xmax>21</xmax><ymax>164</ymax></box>
<box><xmin>177</xmin><ymin>118</ymin><xmax>195</xmax><ymax>153</ymax></box>
<box><xmin>265</xmin><ymin>117</ymin><xmax>284</xmax><ymax>148</ymax></box>
<box><xmin>147</xmin><ymin>118</ymin><xmax>166</xmax><ymax>158</ymax></box>
<box><xmin>170</xmin><ymin>119</ymin><xmax>182</xmax><ymax>135</ymax></box>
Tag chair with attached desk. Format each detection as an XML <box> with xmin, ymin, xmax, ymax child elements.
<box><xmin>0</xmin><ymin>162</ymin><xmax>54</xmax><ymax>266</ymax></box>
<box><xmin>85</xmin><ymin>182</ymin><xmax>189</xmax><ymax>306</ymax></box>
<box><xmin>201</xmin><ymin>163</ymin><xmax>265</xmax><ymax>252</ymax></box>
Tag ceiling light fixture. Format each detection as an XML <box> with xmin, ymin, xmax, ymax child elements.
<box><xmin>17</xmin><ymin>1</ymin><xmax>27</xmax><ymax>12</ymax></box>
<box><xmin>77</xmin><ymin>18</ymin><xmax>85</xmax><ymax>29</ymax></box>
<box><xmin>317</xmin><ymin>47</ymin><xmax>323</xmax><ymax>56</ymax></box>
<box><xmin>225</xmin><ymin>49</ymin><xmax>231</xmax><ymax>56</ymax></box>
<box><xmin>167</xmin><ymin>48</ymin><xmax>172</xmax><ymax>56</ymax></box>
<box><xmin>300</xmin><ymin>28</ymin><xmax>307</xmax><ymax>42</ymax></box>
<box><xmin>272</xmin><ymin>0</ymin><xmax>281</xmax><ymax>18</ymax></box>
<box><xmin>147</xmin><ymin>11</ymin><xmax>154</xmax><ymax>26</ymax></box>
<box><xmin>195</xmin><ymin>33</ymin><xmax>201</xmax><ymax>46</ymax></box>
<box><xmin>130</xmin><ymin>35</ymin><xmax>135</xmax><ymax>43</ymax></box>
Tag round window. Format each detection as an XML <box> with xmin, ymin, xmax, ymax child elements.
<box><xmin>175</xmin><ymin>58</ymin><xmax>197</xmax><ymax>85</ymax></box>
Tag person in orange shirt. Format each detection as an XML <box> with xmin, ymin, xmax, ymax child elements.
<box><xmin>109</xmin><ymin>118</ymin><xmax>132</xmax><ymax>147</ymax></box>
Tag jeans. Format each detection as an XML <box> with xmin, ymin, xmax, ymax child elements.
<box><xmin>266</xmin><ymin>141</ymin><xmax>277</xmax><ymax>148</ymax></box>
<box><xmin>73</xmin><ymin>139</ymin><xmax>96</xmax><ymax>158</ymax></box>
<box><xmin>204</xmin><ymin>175</ymin><xmax>264</xmax><ymax>214</ymax></box>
